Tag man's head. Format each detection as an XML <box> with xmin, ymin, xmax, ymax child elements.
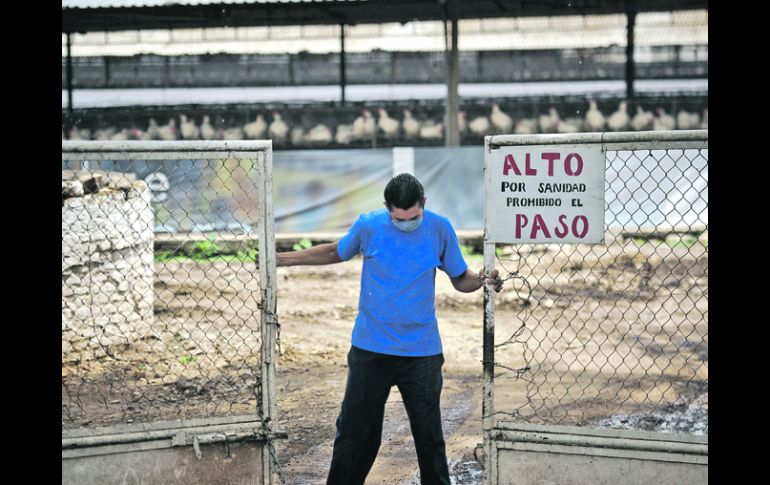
<box><xmin>384</xmin><ymin>173</ymin><xmax>426</xmax><ymax>231</ymax></box>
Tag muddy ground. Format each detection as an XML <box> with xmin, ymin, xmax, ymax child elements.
<box><xmin>62</xmin><ymin>240</ymin><xmax>708</xmax><ymax>484</ymax></box>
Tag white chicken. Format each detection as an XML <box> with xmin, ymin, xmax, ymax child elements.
<box><xmin>146</xmin><ymin>118</ymin><xmax>160</xmax><ymax>140</ymax></box>
<box><xmin>468</xmin><ymin>115</ymin><xmax>490</xmax><ymax>136</ymax></box>
<box><xmin>538</xmin><ymin>107</ymin><xmax>560</xmax><ymax>133</ymax></box>
<box><xmin>402</xmin><ymin>109</ymin><xmax>421</xmax><ymax>140</ymax></box>
<box><xmin>353</xmin><ymin>109</ymin><xmax>376</xmax><ymax>141</ymax></box>
<box><xmin>335</xmin><ymin>124</ymin><xmax>354</xmax><ymax>145</ymax></box>
<box><xmin>306</xmin><ymin>124</ymin><xmax>332</xmax><ymax>144</ymax></box>
<box><xmin>676</xmin><ymin>110</ymin><xmax>701</xmax><ymax>130</ymax></box>
<box><xmin>419</xmin><ymin>122</ymin><xmax>444</xmax><ymax>140</ymax></box>
<box><xmin>158</xmin><ymin>119</ymin><xmax>178</xmax><ymax>140</ymax></box>
<box><xmin>268</xmin><ymin>112</ymin><xmax>289</xmax><ymax>143</ymax></box>
<box><xmin>221</xmin><ymin>127</ymin><xmax>244</xmax><ymax>140</ymax></box>
<box><xmin>630</xmin><ymin>106</ymin><xmax>654</xmax><ymax>131</ymax></box>
<box><xmin>201</xmin><ymin>115</ymin><xmax>216</xmax><ymax>140</ymax></box>
<box><xmin>377</xmin><ymin>108</ymin><xmax>400</xmax><ymax>139</ymax></box>
<box><xmin>243</xmin><ymin>114</ymin><xmax>267</xmax><ymax>139</ymax></box>
<box><xmin>490</xmin><ymin>103</ymin><xmax>513</xmax><ymax>133</ymax></box>
<box><xmin>179</xmin><ymin>114</ymin><xmax>200</xmax><ymax>140</ymax></box>
<box><xmin>556</xmin><ymin>119</ymin><xmax>580</xmax><ymax>134</ymax></box>
<box><xmin>290</xmin><ymin>127</ymin><xmax>306</xmax><ymax>145</ymax></box>
<box><xmin>585</xmin><ymin>99</ymin><xmax>605</xmax><ymax>132</ymax></box>
<box><xmin>514</xmin><ymin>118</ymin><xmax>537</xmax><ymax>135</ymax></box>
<box><xmin>607</xmin><ymin>101</ymin><xmax>630</xmax><ymax>132</ymax></box>
<box><xmin>653</xmin><ymin>108</ymin><xmax>676</xmax><ymax>131</ymax></box>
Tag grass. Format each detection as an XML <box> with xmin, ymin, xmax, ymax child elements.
<box><xmin>155</xmin><ymin>232</ymin><xmax>259</xmax><ymax>263</ymax></box>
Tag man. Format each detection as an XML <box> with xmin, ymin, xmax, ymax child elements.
<box><xmin>276</xmin><ymin>173</ymin><xmax>503</xmax><ymax>485</ymax></box>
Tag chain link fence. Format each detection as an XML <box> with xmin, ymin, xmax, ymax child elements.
<box><xmin>61</xmin><ymin>141</ymin><xmax>278</xmax><ymax>443</ymax></box>
<box><xmin>483</xmin><ymin>131</ymin><xmax>707</xmax><ymax>437</ymax></box>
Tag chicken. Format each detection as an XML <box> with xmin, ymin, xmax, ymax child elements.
<box><xmin>335</xmin><ymin>124</ymin><xmax>354</xmax><ymax>145</ymax></box>
<box><xmin>243</xmin><ymin>114</ymin><xmax>267</xmax><ymax>139</ymax></box>
<box><xmin>468</xmin><ymin>115</ymin><xmax>490</xmax><ymax>136</ymax></box>
<box><xmin>290</xmin><ymin>127</ymin><xmax>306</xmax><ymax>145</ymax></box>
<box><xmin>201</xmin><ymin>115</ymin><xmax>216</xmax><ymax>140</ymax></box>
<box><xmin>538</xmin><ymin>107</ymin><xmax>560</xmax><ymax>133</ymax></box>
<box><xmin>607</xmin><ymin>101</ymin><xmax>630</xmax><ymax>131</ymax></box>
<box><xmin>306</xmin><ymin>124</ymin><xmax>332</xmax><ymax>144</ymax></box>
<box><xmin>146</xmin><ymin>118</ymin><xmax>160</xmax><ymax>140</ymax></box>
<box><xmin>419</xmin><ymin>122</ymin><xmax>444</xmax><ymax>140</ymax></box>
<box><xmin>514</xmin><ymin>118</ymin><xmax>537</xmax><ymax>135</ymax></box>
<box><xmin>158</xmin><ymin>119</ymin><xmax>178</xmax><ymax>140</ymax></box>
<box><xmin>630</xmin><ymin>106</ymin><xmax>654</xmax><ymax>131</ymax></box>
<box><xmin>110</xmin><ymin>128</ymin><xmax>130</xmax><ymax>141</ymax></box>
<box><xmin>353</xmin><ymin>109</ymin><xmax>376</xmax><ymax>140</ymax></box>
<box><xmin>221</xmin><ymin>127</ymin><xmax>244</xmax><ymax>140</ymax></box>
<box><xmin>490</xmin><ymin>103</ymin><xmax>513</xmax><ymax>133</ymax></box>
<box><xmin>584</xmin><ymin>99</ymin><xmax>605</xmax><ymax>132</ymax></box>
<box><xmin>268</xmin><ymin>112</ymin><xmax>289</xmax><ymax>143</ymax></box>
<box><xmin>377</xmin><ymin>108</ymin><xmax>400</xmax><ymax>139</ymax></box>
<box><xmin>179</xmin><ymin>114</ymin><xmax>200</xmax><ymax>140</ymax></box>
<box><xmin>402</xmin><ymin>109</ymin><xmax>421</xmax><ymax>140</ymax></box>
<box><xmin>653</xmin><ymin>108</ymin><xmax>676</xmax><ymax>131</ymax></box>
<box><xmin>556</xmin><ymin>119</ymin><xmax>580</xmax><ymax>133</ymax></box>
<box><xmin>676</xmin><ymin>110</ymin><xmax>701</xmax><ymax>130</ymax></box>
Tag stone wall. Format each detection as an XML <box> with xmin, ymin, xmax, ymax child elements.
<box><xmin>62</xmin><ymin>171</ymin><xmax>155</xmax><ymax>362</ymax></box>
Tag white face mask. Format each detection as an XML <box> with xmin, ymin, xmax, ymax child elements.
<box><xmin>392</xmin><ymin>214</ymin><xmax>423</xmax><ymax>232</ymax></box>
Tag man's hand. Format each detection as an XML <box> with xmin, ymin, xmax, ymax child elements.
<box><xmin>450</xmin><ymin>268</ymin><xmax>504</xmax><ymax>293</ymax></box>
<box><xmin>476</xmin><ymin>268</ymin><xmax>503</xmax><ymax>293</ymax></box>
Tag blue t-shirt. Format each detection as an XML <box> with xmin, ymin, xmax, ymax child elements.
<box><xmin>337</xmin><ymin>208</ymin><xmax>468</xmax><ymax>356</ymax></box>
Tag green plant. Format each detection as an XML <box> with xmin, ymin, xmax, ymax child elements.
<box><xmin>191</xmin><ymin>233</ymin><xmax>223</xmax><ymax>260</ymax></box>
<box><xmin>235</xmin><ymin>248</ymin><xmax>259</xmax><ymax>262</ymax></box>
<box><xmin>460</xmin><ymin>244</ymin><xmax>475</xmax><ymax>256</ymax></box>
<box><xmin>669</xmin><ymin>234</ymin><xmax>699</xmax><ymax>249</ymax></box>
<box><xmin>460</xmin><ymin>244</ymin><xmax>502</xmax><ymax>257</ymax></box>
<box><xmin>179</xmin><ymin>354</ymin><xmax>194</xmax><ymax>365</ymax></box>
<box><xmin>293</xmin><ymin>238</ymin><xmax>313</xmax><ymax>251</ymax></box>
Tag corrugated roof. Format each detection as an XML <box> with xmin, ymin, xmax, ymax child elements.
<box><xmin>62</xmin><ymin>0</ymin><xmax>359</xmax><ymax>8</ymax></box>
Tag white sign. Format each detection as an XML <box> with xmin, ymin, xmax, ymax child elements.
<box><xmin>485</xmin><ymin>144</ymin><xmax>605</xmax><ymax>244</ymax></box>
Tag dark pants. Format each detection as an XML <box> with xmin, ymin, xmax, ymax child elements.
<box><xmin>326</xmin><ymin>346</ymin><xmax>450</xmax><ymax>485</ymax></box>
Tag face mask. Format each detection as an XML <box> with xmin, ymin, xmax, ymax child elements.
<box><xmin>393</xmin><ymin>214</ymin><xmax>423</xmax><ymax>232</ymax></box>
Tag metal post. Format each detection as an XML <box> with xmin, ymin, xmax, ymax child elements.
<box><xmin>445</xmin><ymin>1</ymin><xmax>460</xmax><ymax>146</ymax></box>
<box><xmin>340</xmin><ymin>23</ymin><xmax>347</xmax><ymax>106</ymax></box>
<box><xmin>66</xmin><ymin>32</ymin><xmax>74</xmax><ymax>117</ymax></box>
<box><xmin>482</xmin><ymin>136</ymin><xmax>496</xmax><ymax>484</ymax></box>
<box><xmin>257</xmin><ymin>146</ymin><xmax>278</xmax><ymax>484</ymax></box>
<box><xmin>626</xmin><ymin>11</ymin><xmax>636</xmax><ymax>100</ymax></box>
<box><xmin>482</xmin><ymin>238</ymin><xmax>496</xmax><ymax>485</ymax></box>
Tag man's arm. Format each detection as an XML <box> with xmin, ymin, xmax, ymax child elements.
<box><xmin>450</xmin><ymin>268</ymin><xmax>503</xmax><ymax>293</ymax></box>
<box><xmin>276</xmin><ymin>241</ymin><xmax>344</xmax><ymax>267</ymax></box>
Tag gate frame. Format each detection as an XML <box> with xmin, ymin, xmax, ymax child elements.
<box><xmin>61</xmin><ymin>140</ymin><xmax>280</xmax><ymax>484</ymax></box>
<box><xmin>482</xmin><ymin>130</ymin><xmax>708</xmax><ymax>485</ymax></box>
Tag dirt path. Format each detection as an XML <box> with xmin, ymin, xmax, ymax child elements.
<box><xmin>62</xmin><ymin>241</ymin><xmax>707</xmax><ymax>484</ymax></box>
<box><xmin>274</xmin><ymin>257</ymin><xmax>489</xmax><ymax>484</ymax></box>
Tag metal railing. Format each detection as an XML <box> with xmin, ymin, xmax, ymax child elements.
<box><xmin>61</xmin><ymin>140</ymin><xmax>279</xmax><ymax>482</ymax></box>
<box><xmin>482</xmin><ymin>129</ymin><xmax>707</xmax><ymax>482</ymax></box>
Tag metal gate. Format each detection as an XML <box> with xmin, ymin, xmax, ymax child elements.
<box><xmin>482</xmin><ymin>131</ymin><xmax>708</xmax><ymax>485</ymax></box>
<box><xmin>61</xmin><ymin>141</ymin><xmax>281</xmax><ymax>484</ymax></box>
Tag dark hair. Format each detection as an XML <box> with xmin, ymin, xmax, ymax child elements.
<box><xmin>384</xmin><ymin>173</ymin><xmax>424</xmax><ymax>210</ymax></box>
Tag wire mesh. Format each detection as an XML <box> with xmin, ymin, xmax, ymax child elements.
<box><xmin>61</xmin><ymin>145</ymin><xmax>275</xmax><ymax>433</ymax></box>
<box><xmin>488</xmin><ymin>139</ymin><xmax>707</xmax><ymax>436</ymax></box>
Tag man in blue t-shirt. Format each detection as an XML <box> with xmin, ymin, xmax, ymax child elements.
<box><xmin>277</xmin><ymin>173</ymin><xmax>503</xmax><ymax>485</ymax></box>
